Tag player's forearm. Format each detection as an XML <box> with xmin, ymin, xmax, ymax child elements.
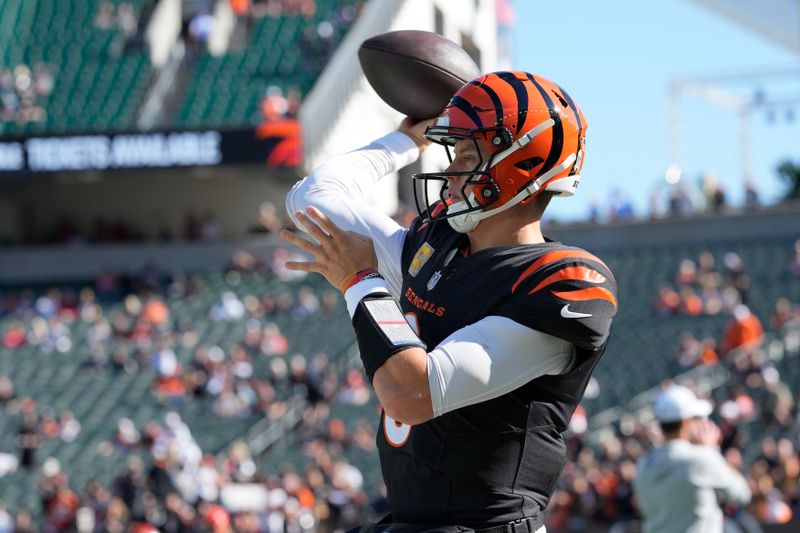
<box><xmin>286</xmin><ymin>131</ymin><xmax>418</xmax><ymax>216</ymax></box>
<box><xmin>344</xmin><ymin>272</ymin><xmax>434</xmax><ymax>424</ymax></box>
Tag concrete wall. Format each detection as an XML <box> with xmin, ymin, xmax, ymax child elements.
<box><xmin>547</xmin><ymin>201</ymin><xmax>800</xmax><ymax>252</ymax></box>
<box><xmin>3</xmin><ymin>165</ymin><xmax>294</xmax><ymax>242</ymax></box>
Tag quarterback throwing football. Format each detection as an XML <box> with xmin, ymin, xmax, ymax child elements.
<box><xmin>282</xmin><ymin>71</ymin><xmax>617</xmax><ymax>532</ymax></box>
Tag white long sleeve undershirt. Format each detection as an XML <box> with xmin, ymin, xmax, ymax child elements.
<box><xmin>287</xmin><ymin>132</ymin><xmax>574</xmax><ymax>418</ymax></box>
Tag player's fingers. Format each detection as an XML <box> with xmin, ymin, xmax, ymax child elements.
<box><xmin>295</xmin><ymin>210</ymin><xmax>332</xmax><ymax>244</ymax></box>
<box><xmin>279</xmin><ymin>229</ymin><xmax>321</xmax><ymax>255</ymax></box>
<box><xmin>305</xmin><ymin>206</ymin><xmax>344</xmax><ymax>239</ymax></box>
<box><xmin>284</xmin><ymin>260</ymin><xmax>318</xmax><ymax>272</ymax></box>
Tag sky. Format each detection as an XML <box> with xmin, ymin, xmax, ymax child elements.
<box><xmin>510</xmin><ymin>0</ymin><xmax>799</xmax><ymax>222</ymax></box>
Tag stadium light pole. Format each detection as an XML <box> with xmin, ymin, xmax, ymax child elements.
<box><xmin>668</xmin><ymin>66</ymin><xmax>800</xmax><ymax>187</ymax></box>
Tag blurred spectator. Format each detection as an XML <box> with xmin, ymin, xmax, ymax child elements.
<box><xmin>13</xmin><ymin>510</ymin><xmax>34</xmax><ymax>533</ymax></box>
<box><xmin>744</xmin><ymin>179</ymin><xmax>759</xmax><ymax>210</ymax></box>
<box><xmin>0</xmin><ymin>504</ymin><xmax>11</xmax><ymax>533</ymax></box>
<box><xmin>201</xmin><ymin>211</ymin><xmax>221</xmax><ymax>241</ymax></box>
<box><xmin>723</xmin><ymin>252</ymin><xmax>750</xmax><ymax>304</ymax></box>
<box><xmin>1</xmin><ymin>321</ymin><xmax>25</xmax><ymax>348</ymax></box>
<box><xmin>188</xmin><ymin>12</ymin><xmax>214</xmax><ymax>52</ymax></box>
<box><xmin>183</xmin><ymin>209</ymin><xmax>202</xmax><ymax>241</ymax></box>
<box><xmin>248</xmin><ymin>201</ymin><xmax>282</xmax><ymax>235</ymax></box>
<box><xmin>699</xmin><ymin>337</ymin><xmax>719</xmax><ymax>366</ymax></box>
<box><xmin>142</xmin><ymin>296</ymin><xmax>169</xmax><ymax>327</ymax></box>
<box><xmin>261</xmin><ymin>322</ymin><xmax>288</xmax><ymax>356</ymax></box>
<box><xmin>0</xmin><ymin>376</ymin><xmax>14</xmax><ymax>408</ymax></box>
<box><xmin>608</xmin><ymin>189</ymin><xmax>634</xmax><ymax>222</ymax></box>
<box><xmin>336</xmin><ymin>369</ymin><xmax>369</xmax><ymax>406</ymax></box>
<box><xmin>260</xmin><ymin>85</ymin><xmax>289</xmax><ymax>122</ymax></box>
<box><xmin>672</xmin><ymin>332</ymin><xmax>701</xmax><ymax>373</ymax></box>
<box><xmin>210</xmin><ymin>291</ymin><xmax>245</xmax><ymax>321</ymax></box>
<box><xmin>94</xmin><ymin>2</ymin><xmax>116</xmax><ymax>29</ymax></box>
<box><xmin>668</xmin><ymin>184</ymin><xmax>695</xmax><ymax>217</ymax></box>
<box><xmin>722</xmin><ymin>304</ymin><xmax>765</xmax><ymax>355</ymax></box>
<box><xmin>117</xmin><ymin>2</ymin><xmax>139</xmax><ymax>42</ymax></box>
<box><xmin>770</xmin><ymin>297</ymin><xmax>798</xmax><ymax>331</ymax></box>
<box><xmin>678</xmin><ymin>286</ymin><xmax>703</xmax><ymax>316</ymax></box>
<box><xmin>702</xmin><ymin>172</ymin><xmax>727</xmax><ymax>213</ymax></box>
<box><xmin>633</xmin><ymin>385</ymin><xmax>751</xmax><ymax>533</ymax></box>
<box><xmin>790</xmin><ymin>239</ymin><xmax>800</xmax><ymax>277</ymax></box>
<box><xmin>17</xmin><ymin>400</ymin><xmax>41</xmax><ymax>470</ymax></box>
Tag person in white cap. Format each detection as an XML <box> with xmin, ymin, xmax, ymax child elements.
<box><xmin>633</xmin><ymin>384</ymin><xmax>751</xmax><ymax>533</ymax></box>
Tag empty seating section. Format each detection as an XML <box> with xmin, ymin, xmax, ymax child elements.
<box><xmin>0</xmin><ymin>0</ymin><xmax>151</xmax><ymax>136</ymax></box>
<box><xmin>177</xmin><ymin>0</ymin><xmax>359</xmax><ymax>127</ymax></box>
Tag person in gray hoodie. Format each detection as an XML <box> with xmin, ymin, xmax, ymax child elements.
<box><xmin>633</xmin><ymin>384</ymin><xmax>752</xmax><ymax>533</ymax></box>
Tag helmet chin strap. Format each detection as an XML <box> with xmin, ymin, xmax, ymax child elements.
<box><xmin>447</xmin><ymin>153</ymin><xmax>577</xmax><ymax>234</ymax></box>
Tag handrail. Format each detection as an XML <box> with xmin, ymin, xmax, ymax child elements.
<box><xmin>298</xmin><ymin>0</ymin><xmax>402</xmax><ymax>169</ymax></box>
<box><xmin>247</xmin><ymin>396</ymin><xmax>306</xmax><ymax>456</ymax></box>
<box><xmin>137</xmin><ymin>40</ymin><xmax>186</xmax><ymax>130</ymax></box>
<box><xmin>246</xmin><ymin>342</ymin><xmax>361</xmax><ymax>457</ymax></box>
<box><xmin>587</xmin><ymin>326</ymin><xmax>800</xmax><ymax>443</ymax></box>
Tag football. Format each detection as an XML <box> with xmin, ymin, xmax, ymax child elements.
<box><xmin>358</xmin><ymin>30</ymin><xmax>481</xmax><ymax>120</ymax></box>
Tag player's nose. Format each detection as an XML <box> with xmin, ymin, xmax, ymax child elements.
<box><xmin>445</xmin><ymin>174</ymin><xmax>467</xmax><ymax>201</ymax></box>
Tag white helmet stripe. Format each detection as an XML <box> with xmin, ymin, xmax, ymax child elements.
<box><xmin>469</xmin><ymin>152</ymin><xmax>577</xmax><ymax>223</ymax></box>
<box><xmin>490</xmin><ymin>118</ymin><xmax>555</xmax><ymax>168</ymax></box>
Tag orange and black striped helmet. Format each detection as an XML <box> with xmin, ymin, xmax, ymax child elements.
<box><xmin>413</xmin><ymin>71</ymin><xmax>587</xmax><ymax>232</ymax></box>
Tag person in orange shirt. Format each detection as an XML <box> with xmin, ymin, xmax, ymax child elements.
<box><xmin>722</xmin><ymin>304</ymin><xmax>764</xmax><ymax>355</ymax></box>
<box><xmin>143</xmin><ymin>296</ymin><xmax>170</xmax><ymax>327</ymax></box>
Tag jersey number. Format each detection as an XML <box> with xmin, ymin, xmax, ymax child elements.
<box><xmin>382</xmin><ymin>313</ymin><xmax>419</xmax><ymax>447</ymax></box>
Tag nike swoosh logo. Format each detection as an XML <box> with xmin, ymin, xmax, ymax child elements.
<box><xmin>561</xmin><ymin>304</ymin><xmax>592</xmax><ymax>319</ymax></box>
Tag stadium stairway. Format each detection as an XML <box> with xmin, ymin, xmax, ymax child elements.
<box><xmin>0</xmin><ymin>270</ymin><xmax>354</xmax><ymax>515</ymax></box>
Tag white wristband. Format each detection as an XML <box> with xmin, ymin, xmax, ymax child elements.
<box><xmin>344</xmin><ymin>277</ymin><xmax>392</xmax><ymax>318</ymax></box>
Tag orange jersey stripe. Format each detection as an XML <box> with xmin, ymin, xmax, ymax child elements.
<box><xmin>528</xmin><ymin>266</ymin><xmax>607</xmax><ymax>295</ymax></box>
<box><xmin>511</xmin><ymin>250</ymin><xmax>610</xmax><ymax>294</ymax></box>
<box><xmin>552</xmin><ymin>287</ymin><xmax>617</xmax><ymax>309</ymax></box>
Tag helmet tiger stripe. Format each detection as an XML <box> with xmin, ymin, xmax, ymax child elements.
<box><xmin>415</xmin><ymin>71</ymin><xmax>587</xmax><ymax>232</ymax></box>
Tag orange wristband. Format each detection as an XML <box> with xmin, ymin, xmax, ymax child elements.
<box><xmin>340</xmin><ymin>268</ymin><xmax>382</xmax><ymax>293</ymax></box>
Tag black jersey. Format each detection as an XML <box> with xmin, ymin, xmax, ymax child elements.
<box><xmin>376</xmin><ymin>209</ymin><xmax>617</xmax><ymax>528</ymax></box>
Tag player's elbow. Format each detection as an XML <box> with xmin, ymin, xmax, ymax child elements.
<box><xmin>375</xmin><ymin>378</ymin><xmax>433</xmax><ymax>425</ymax></box>
<box><xmin>381</xmin><ymin>394</ymin><xmax>433</xmax><ymax>426</ymax></box>
<box><xmin>285</xmin><ymin>179</ymin><xmax>308</xmax><ymax>225</ymax></box>
<box><xmin>372</xmin><ymin>349</ymin><xmax>433</xmax><ymax>425</ymax></box>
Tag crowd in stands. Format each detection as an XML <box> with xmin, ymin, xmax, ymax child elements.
<box><xmin>653</xmin><ymin>250</ymin><xmax>751</xmax><ymax>318</ymax></box>
<box><xmin>544</xmin><ymin>243</ymin><xmax>800</xmax><ymax>532</ymax></box>
<box><xmin>547</xmin><ymin>311</ymin><xmax>799</xmax><ymax>531</ymax></box>
<box><xmin>583</xmin><ymin>174</ymin><xmax>765</xmax><ymax>225</ymax></box>
<box><xmin>93</xmin><ymin>1</ymin><xmax>139</xmax><ymax>39</ymax></box>
<box><xmin>0</xmin><ymin>63</ymin><xmax>54</xmax><ymax>128</ymax></box>
<box><xmin>258</xmin><ymin>86</ymin><xmax>301</xmax><ymax>123</ymax></box>
<box><xmin>1</xmin><ymin>231</ymin><xmax>799</xmax><ymax>530</ymax></box>
<box><xmin>0</xmin><ymin>248</ymin><xmax>379</xmax><ymax>531</ymax></box>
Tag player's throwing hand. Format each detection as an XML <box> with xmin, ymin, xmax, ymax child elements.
<box><xmin>280</xmin><ymin>205</ymin><xmax>378</xmax><ymax>291</ymax></box>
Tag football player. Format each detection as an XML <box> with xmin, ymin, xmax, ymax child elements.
<box><xmin>282</xmin><ymin>71</ymin><xmax>617</xmax><ymax>532</ymax></box>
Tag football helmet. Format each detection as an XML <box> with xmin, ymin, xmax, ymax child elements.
<box><xmin>413</xmin><ymin>71</ymin><xmax>587</xmax><ymax>233</ymax></box>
